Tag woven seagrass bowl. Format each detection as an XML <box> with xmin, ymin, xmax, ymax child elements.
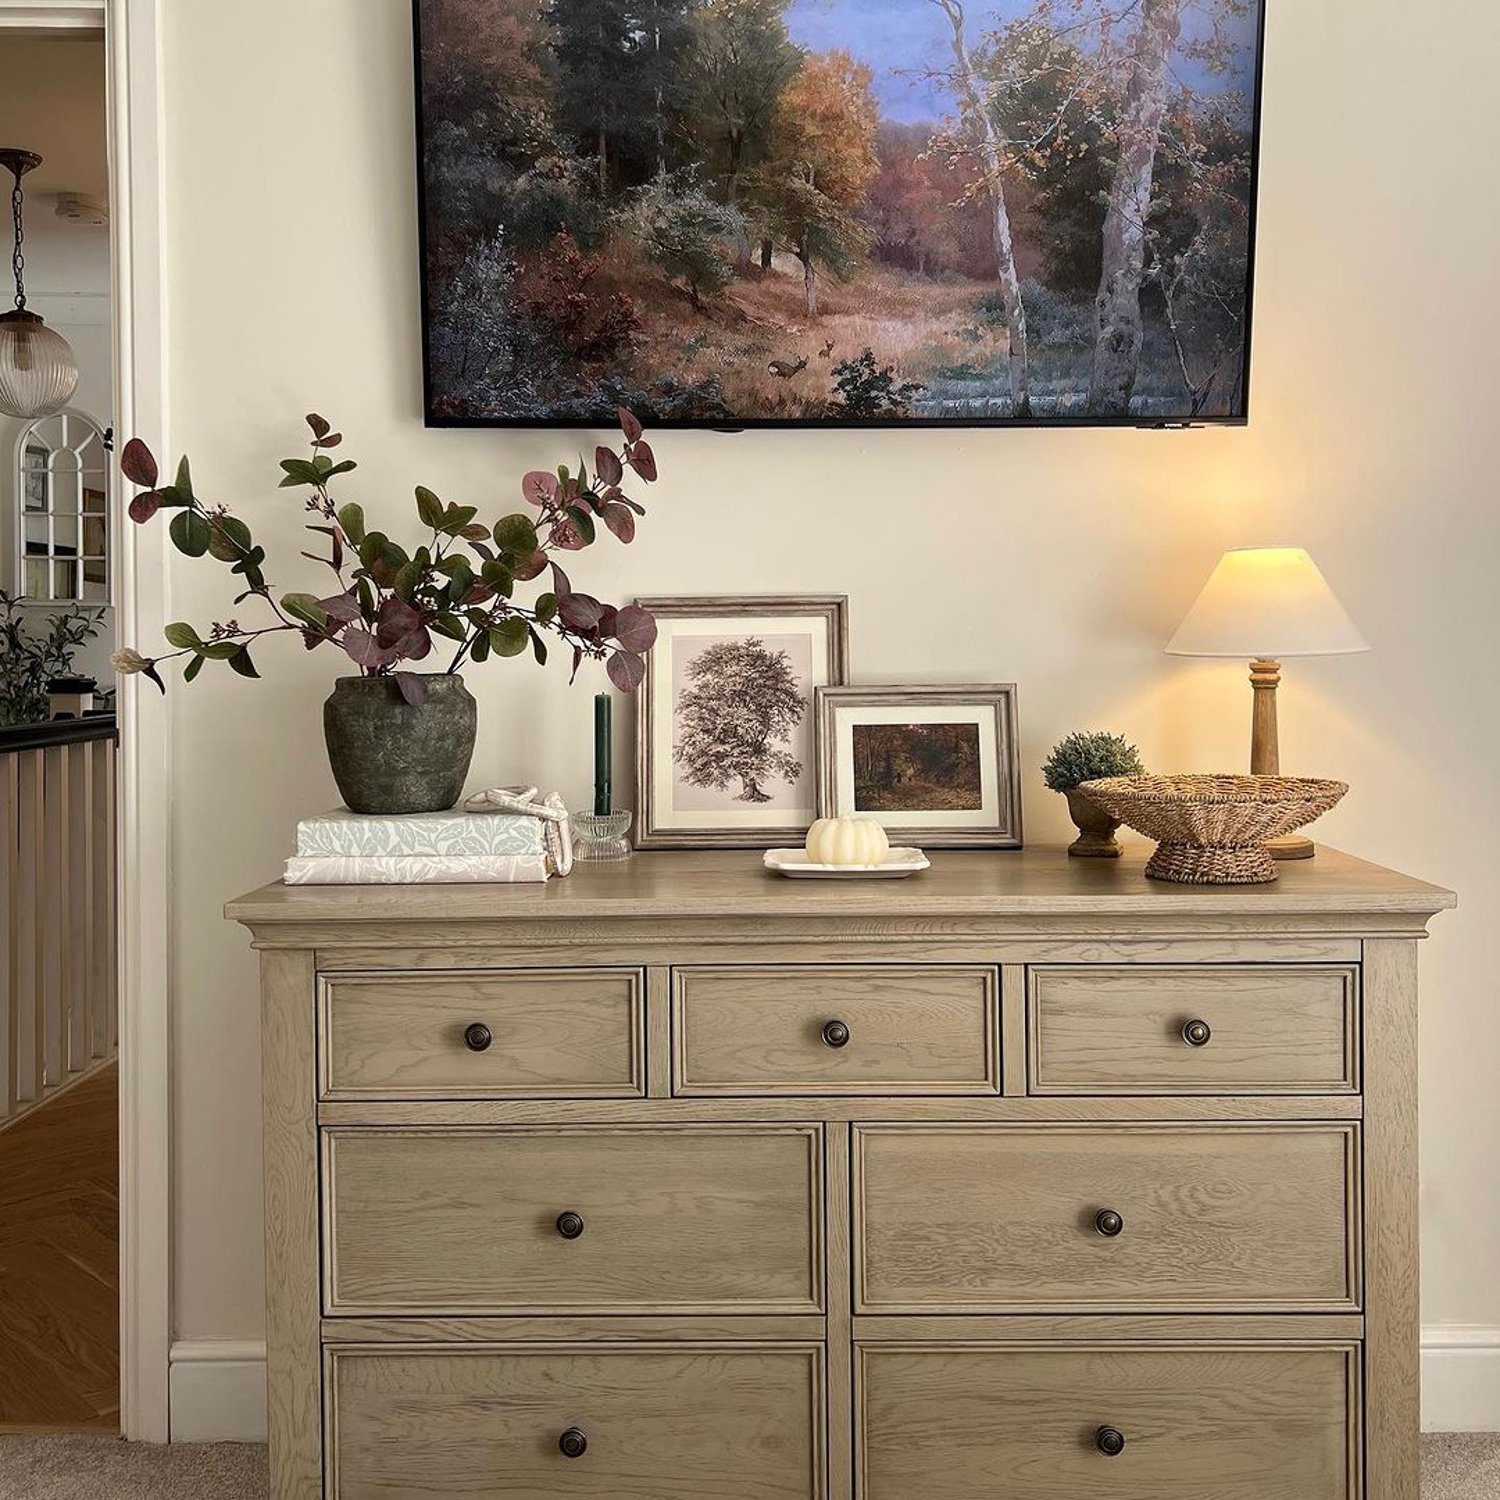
<box><xmin>1079</xmin><ymin>774</ymin><xmax>1348</xmax><ymax>885</ymax></box>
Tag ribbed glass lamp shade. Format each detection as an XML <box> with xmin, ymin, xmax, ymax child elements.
<box><xmin>0</xmin><ymin>309</ymin><xmax>79</xmax><ymax>419</ymax></box>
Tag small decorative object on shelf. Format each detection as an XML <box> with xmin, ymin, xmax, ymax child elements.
<box><xmin>573</xmin><ymin>809</ymin><xmax>633</xmax><ymax>863</ymax></box>
<box><xmin>805</xmin><ymin>815</ymin><xmax>889</xmax><ymax>867</ymax></box>
<box><xmin>1041</xmin><ymin>730</ymin><xmax>1145</xmax><ymax>858</ymax></box>
<box><xmin>112</xmin><ymin>408</ymin><xmax>662</xmax><ymax>814</ymax></box>
<box><xmin>1081</xmin><ymin>773</ymin><xmax>1348</xmax><ymax>885</ymax></box>
<box><xmin>763</xmin><ymin>844</ymin><xmax>930</xmax><ymax>879</ymax></box>
<box><xmin>593</xmin><ymin>692</ymin><xmax>612</xmax><ymax>816</ymax></box>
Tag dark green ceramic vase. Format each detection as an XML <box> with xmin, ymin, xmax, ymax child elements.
<box><xmin>323</xmin><ymin>675</ymin><xmax>477</xmax><ymax>815</ymax></box>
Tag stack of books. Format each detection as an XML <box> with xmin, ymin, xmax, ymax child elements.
<box><xmin>284</xmin><ymin>807</ymin><xmax>552</xmax><ymax>885</ymax></box>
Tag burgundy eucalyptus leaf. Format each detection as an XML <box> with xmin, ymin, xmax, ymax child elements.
<box><xmin>600</xmin><ymin>503</ymin><xmax>636</xmax><ymax>544</ymax></box>
<box><xmin>398</xmin><ymin>624</ymin><xmax>433</xmax><ymax>663</ymax></box>
<box><xmin>617</xmin><ymin>407</ymin><xmax>643</xmax><ymax>443</ymax></box>
<box><xmin>512</xmin><ymin>550</ymin><xmax>548</xmax><ymax>581</ymax></box>
<box><xmin>551</xmin><ymin>517</ymin><xmax>587</xmax><ymax>551</ymax></box>
<box><xmin>317</xmin><ymin>433</ymin><xmax>344</xmax><ymax>449</ymax></box>
<box><xmin>626</xmin><ymin>440</ymin><xmax>658</xmax><ymax>482</ymax></box>
<box><xmin>522</xmin><ymin>470</ymin><xmax>558</xmax><ymax>507</ymax></box>
<box><xmin>128</xmin><ymin>489</ymin><xmax>163</xmax><ymax>524</ymax></box>
<box><xmin>121</xmin><ymin>438</ymin><xmax>159</xmax><ymax>489</ymax></box>
<box><xmin>569</xmin><ymin>645</ymin><xmax>584</xmax><ymax>685</ymax></box>
<box><xmin>613</xmin><ymin>604</ymin><xmax>658</xmax><ymax>654</ymax></box>
<box><xmin>341</xmin><ymin>630</ymin><xmax>396</xmax><ymax>670</ymax></box>
<box><xmin>306</xmin><ymin>413</ymin><xmax>331</xmax><ymax>440</ymax></box>
<box><xmin>394</xmin><ymin>672</ymin><xmax>429</xmax><ymax>706</ymax></box>
<box><xmin>596</xmin><ymin>604</ymin><xmax>618</xmax><ymax>639</ymax></box>
<box><xmin>375</xmin><ymin>597</ymin><xmax>424</xmax><ymax>651</ymax></box>
<box><xmin>558</xmin><ymin>592</ymin><xmax>604</xmax><ymax>632</ymax></box>
<box><xmin>594</xmin><ymin>446</ymin><xmax>623</xmax><ymax>486</ymax></box>
<box><xmin>606</xmin><ymin>649</ymin><xmax>646</xmax><ymax>692</ymax></box>
<box><xmin>319</xmin><ymin>593</ymin><xmax>363</xmax><ymax>624</ymax></box>
<box><xmin>549</xmin><ymin>561</ymin><xmax>573</xmax><ymax>601</ymax></box>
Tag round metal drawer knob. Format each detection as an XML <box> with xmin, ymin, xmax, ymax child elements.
<box><xmin>1095</xmin><ymin>1426</ymin><xmax>1127</xmax><ymax>1457</ymax></box>
<box><xmin>558</xmin><ymin>1427</ymin><xmax>588</xmax><ymax>1459</ymax></box>
<box><xmin>1181</xmin><ymin>1018</ymin><xmax>1212</xmax><ymax>1048</ymax></box>
<box><xmin>1094</xmin><ymin>1208</ymin><xmax>1124</xmax><ymax>1238</ymax></box>
<box><xmin>556</xmin><ymin>1211</ymin><xmax>586</xmax><ymax>1240</ymax></box>
<box><xmin>821</xmin><ymin>1019</ymin><xmax>851</xmax><ymax>1049</ymax></box>
<box><xmin>463</xmin><ymin>1022</ymin><xmax>493</xmax><ymax>1053</ymax></box>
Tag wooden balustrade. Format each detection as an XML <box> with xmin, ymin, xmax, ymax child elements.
<box><xmin>1</xmin><ymin>716</ymin><xmax>117</xmax><ymax>1129</ymax></box>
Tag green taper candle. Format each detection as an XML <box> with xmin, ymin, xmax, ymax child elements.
<box><xmin>594</xmin><ymin>692</ymin><xmax>611</xmax><ymax>815</ymax></box>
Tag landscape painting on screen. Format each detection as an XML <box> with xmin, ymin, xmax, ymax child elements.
<box><xmin>416</xmin><ymin>0</ymin><xmax>1264</xmax><ymax>426</ymax></box>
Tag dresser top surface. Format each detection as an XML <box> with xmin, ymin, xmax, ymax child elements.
<box><xmin>226</xmin><ymin>845</ymin><xmax>1454</xmax><ymax>928</ymax></box>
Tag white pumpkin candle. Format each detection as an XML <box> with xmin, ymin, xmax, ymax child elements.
<box><xmin>805</xmin><ymin>817</ymin><xmax>890</xmax><ymax>867</ymax></box>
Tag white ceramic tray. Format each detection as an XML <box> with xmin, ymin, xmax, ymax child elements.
<box><xmin>763</xmin><ymin>848</ymin><xmax>930</xmax><ymax>879</ymax></box>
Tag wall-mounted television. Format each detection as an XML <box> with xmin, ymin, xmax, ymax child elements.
<box><xmin>414</xmin><ymin>0</ymin><xmax>1266</xmax><ymax>429</ymax></box>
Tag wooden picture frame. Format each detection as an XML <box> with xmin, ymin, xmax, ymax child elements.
<box><xmin>635</xmin><ymin>595</ymin><xmax>850</xmax><ymax>849</ymax></box>
<box><xmin>815</xmin><ymin>684</ymin><xmax>1022</xmax><ymax>849</ymax></box>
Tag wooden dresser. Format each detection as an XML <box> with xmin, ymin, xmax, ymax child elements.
<box><xmin>227</xmin><ymin>846</ymin><xmax>1453</xmax><ymax>1500</ymax></box>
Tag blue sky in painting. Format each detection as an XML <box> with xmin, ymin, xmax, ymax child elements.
<box><xmin>783</xmin><ymin>0</ymin><xmax>1261</xmax><ymax>127</ymax></box>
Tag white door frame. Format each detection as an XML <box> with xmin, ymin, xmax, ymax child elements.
<box><xmin>2</xmin><ymin>0</ymin><xmax>173</xmax><ymax>1440</ymax></box>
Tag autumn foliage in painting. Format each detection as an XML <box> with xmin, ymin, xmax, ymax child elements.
<box><xmin>419</xmin><ymin>0</ymin><xmax>1262</xmax><ymax>423</ymax></box>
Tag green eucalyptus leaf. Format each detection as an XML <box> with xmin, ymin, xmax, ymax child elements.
<box><xmin>416</xmin><ymin>486</ymin><xmax>444</xmax><ymax>529</ymax></box>
<box><xmin>470</xmin><ymin>630</ymin><xmax>491</xmax><ymax>663</ymax></box>
<box><xmin>393</xmin><ymin>560</ymin><xmax>421</xmax><ymax>604</ymax></box>
<box><xmin>278</xmin><ymin>458</ymin><xmax>323</xmax><ymax>488</ymax></box>
<box><xmin>208</xmin><ymin>515</ymin><xmax>253</xmax><ymax>562</ymax></box>
<box><xmin>432</xmin><ymin>612</ymin><xmax>467</xmax><ymax>642</ymax></box>
<box><xmin>164</xmin><ymin>621</ymin><xmax>202</xmax><ymax>650</ymax></box>
<box><xmin>533</xmin><ymin>591</ymin><xmax>558</xmax><ymax>624</ymax></box>
<box><xmin>174</xmin><ymin>455</ymin><xmax>193</xmax><ymax>500</ymax></box>
<box><xmin>227</xmin><ymin>646</ymin><xmax>260</xmax><ymax>679</ymax></box>
<box><xmin>438</xmin><ymin>504</ymin><xmax>478</xmax><ymax>536</ymax></box>
<box><xmin>337</xmin><ymin>503</ymin><xmax>366</xmax><ymax>545</ymax></box>
<box><xmin>198</xmin><ymin>641</ymin><xmax>241</xmax><ymax>661</ymax></box>
<box><xmin>183</xmin><ymin>653</ymin><xmax>205</xmax><ymax>683</ymax></box>
<box><xmin>493</xmin><ymin>514</ymin><xmax>539</xmax><ymax>555</ymax></box>
<box><xmin>169</xmin><ymin>509</ymin><xmax>212</xmax><ymax>557</ymax></box>
<box><xmin>281</xmin><ymin>592</ymin><xmax>329</xmax><ymax>630</ymax></box>
<box><xmin>489</xmin><ymin>617</ymin><xmax>529</xmax><ymax>658</ymax></box>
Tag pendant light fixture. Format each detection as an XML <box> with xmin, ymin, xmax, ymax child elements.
<box><xmin>0</xmin><ymin>149</ymin><xmax>79</xmax><ymax>420</ymax></box>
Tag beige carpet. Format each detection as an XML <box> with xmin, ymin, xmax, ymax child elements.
<box><xmin>0</xmin><ymin>1432</ymin><xmax>1496</xmax><ymax>1495</ymax></box>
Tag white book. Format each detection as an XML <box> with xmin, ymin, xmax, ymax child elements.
<box><xmin>283</xmin><ymin>853</ymin><xmax>550</xmax><ymax>885</ymax></box>
<box><xmin>295</xmin><ymin>807</ymin><xmax>544</xmax><ymax>859</ymax></box>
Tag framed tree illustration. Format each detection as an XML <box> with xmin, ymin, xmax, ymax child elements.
<box><xmin>414</xmin><ymin>0</ymin><xmax>1267</xmax><ymax>429</ymax></box>
<box><xmin>635</xmin><ymin>595</ymin><xmax>849</xmax><ymax>847</ymax></box>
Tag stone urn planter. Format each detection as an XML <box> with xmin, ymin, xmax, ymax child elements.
<box><xmin>1063</xmin><ymin>785</ymin><xmax>1123</xmax><ymax>859</ymax></box>
<box><xmin>323</xmin><ymin>675</ymin><xmax>476</xmax><ymax>815</ymax></box>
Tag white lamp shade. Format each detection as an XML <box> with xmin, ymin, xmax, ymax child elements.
<box><xmin>0</xmin><ymin>311</ymin><xmax>79</xmax><ymax>419</ymax></box>
<box><xmin>1166</xmin><ymin>547</ymin><xmax>1369</xmax><ymax>659</ymax></box>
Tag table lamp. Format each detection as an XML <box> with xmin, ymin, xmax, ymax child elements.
<box><xmin>1166</xmin><ymin>546</ymin><xmax>1368</xmax><ymax>860</ymax></box>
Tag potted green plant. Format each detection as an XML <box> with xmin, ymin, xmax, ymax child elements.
<box><xmin>1042</xmin><ymin>731</ymin><xmax>1145</xmax><ymax>858</ymax></box>
<box><xmin>114</xmin><ymin>408</ymin><xmax>661</xmax><ymax>815</ymax></box>
<box><xmin>0</xmin><ymin>591</ymin><xmax>107</xmax><ymax>727</ymax></box>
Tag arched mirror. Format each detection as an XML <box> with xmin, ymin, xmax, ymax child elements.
<box><xmin>15</xmin><ymin>408</ymin><xmax>110</xmax><ymax>604</ymax></box>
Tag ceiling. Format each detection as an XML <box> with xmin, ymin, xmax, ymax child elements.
<box><xmin>0</xmin><ymin>33</ymin><xmax>108</xmax><ymax>203</ymax></box>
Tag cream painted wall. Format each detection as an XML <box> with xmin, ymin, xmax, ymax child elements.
<box><xmin>160</xmin><ymin>0</ymin><xmax>1497</xmax><ymax>1350</ymax></box>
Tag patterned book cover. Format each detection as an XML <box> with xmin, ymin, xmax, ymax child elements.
<box><xmin>295</xmin><ymin>808</ymin><xmax>544</xmax><ymax>859</ymax></box>
<box><xmin>283</xmin><ymin>853</ymin><xmax>549</xmax><ymax>885</ymax></box>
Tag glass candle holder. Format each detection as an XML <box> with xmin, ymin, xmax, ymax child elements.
<box><xmin>572</xmin><ymin>809</ymin><xmax>633</xmax><ymax>863</ymax></box>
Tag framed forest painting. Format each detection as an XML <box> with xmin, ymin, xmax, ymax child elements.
<box><xmin>414</xmin><ymin>0</ymin><xmax>1266</xmax><ymax>428</ymax></box>
<box><xmin>635</xmin><ymin>595</ymin><xmax>850</xmax><ymax>848</ymax></box>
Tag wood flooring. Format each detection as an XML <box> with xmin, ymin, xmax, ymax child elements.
<box><xmin>0</xmin><ymin>1063</ymin><xmax>119</xmax><ymax>1433</ymax></box>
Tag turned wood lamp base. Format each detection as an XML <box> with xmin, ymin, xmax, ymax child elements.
<box><xmin>1249</xmin><ymin>658</ymin><xmax>1317</xmax><ymax>860</ymax></box>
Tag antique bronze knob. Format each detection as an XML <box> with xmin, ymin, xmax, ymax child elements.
<box><xmin>1094</xmin><ymin>1208</ymin><xmax>1124</xmax><ymax>1238</ymax></box>
<box><xmin>555</xmin><ymin>1211</ymin><xmax>586</xmax><ymax>1240</ymax></box>
<box><xmin>1181</xmin><ymin>1018</ymin><xmax>1212</xmax><ymax>1048</ymax></box>
<box><xmin>558</xmin><ymin>1427</ymin><xmax>588</xmax><ymax>1458</ymax></box>
<box><xmin>1095</xmin><ymin>1426</ymin><xmax>1127</xmax><ymax>1457</ymax></box>
<box><xmin>821</xmin><ymin>1019</ymin><xmax>851</xmax><ymax>1049</ymax></box>
<box><xmin>463</xmin><ymin>1022</ymin><xmax>493</xmax><ymax>1052</ymax></box>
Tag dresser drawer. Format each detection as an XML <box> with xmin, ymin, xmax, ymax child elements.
<box><xmin>673</xmin><ymin>965</ymin><xmax>998</xmax><ymax>1095</ymax></box>
<box><xmin>1028</xmin><ymin>965</ymin><xmax>1358</xmax><ymax>1095</ymax></box>
<box><xmin>324</xmin><ymin>1125</ymin><xmax>824</xmax><ymax>1315</ymax></box>
<box><xmin>328</xmin><ymin>1343</ymin><xmax>824</xmax><ymax>1499</ymax></box>
<box><xmin>854</xmin><ymin>1124</ymin><xmax>1359</xmax><ymax>1312</ymax></box>
<box><xmin>318</xmin><ymin>968</ymin><xmax>643</xmax><ymax>1100</ymax></box>
<box><xmin>857</xmin><ymin>1342</ymin><xmax>1358</xmax><ymax>1500</ymax></box>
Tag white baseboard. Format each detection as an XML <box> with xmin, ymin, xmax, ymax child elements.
<box><xmin>1423</xmin><ymin>1326</ymin><xmax>1500</xmax><ymax>1432</ymax></box>
<box><xmin>168</xmin><ymin>1340</ymin><xmax>267</xmax><ymax>1443</ymax></box>
<box><xmin>162</xmin><ymin>1327</ymin><xmax>1497</xmax><ymax>1442</ymax></box>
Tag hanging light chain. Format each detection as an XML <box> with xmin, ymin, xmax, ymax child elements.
<box><xmin>11</xmin><ymin>167</ymin><xmax>27</xmax><ymax>312</ymax></box>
